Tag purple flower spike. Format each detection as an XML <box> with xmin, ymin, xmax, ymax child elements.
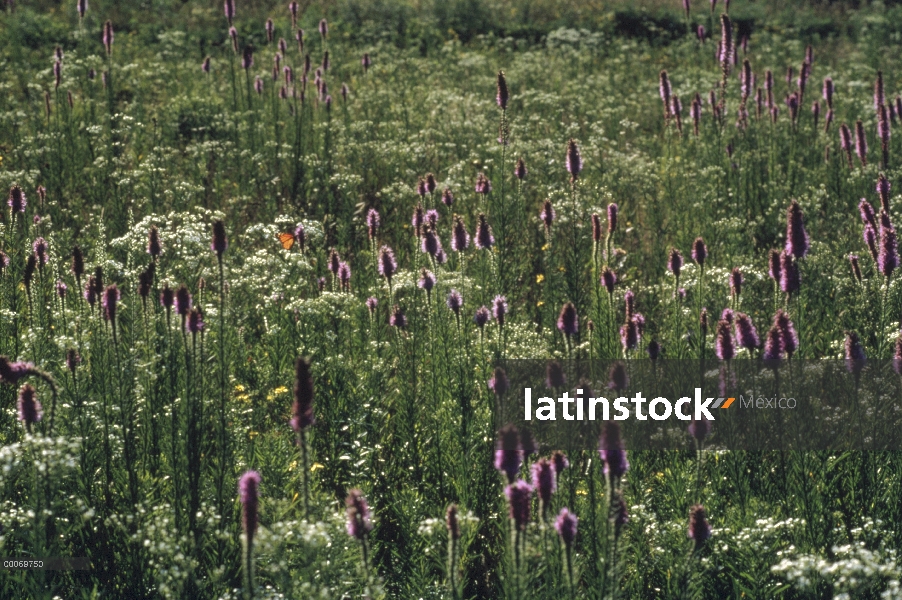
<box><xmin>531</xmin><ymin>458</ymin><xmax>557</xmax><ymax>512</ymax></box>
<box><xmin>440</xmin><ymin>217</ymin><xmax>463</xmax><ymax>252</ymax></box>
<box><xmin>566</xmin><ymin>139</ymin><xmax>583</xmax><ymax>182</ymax></box>
<box><xmin>474</xmin><ymin>306</ymin><xmax>490</xmax><ymax>328</ymax></box>
<box><xmin>730</xmin><ymin>267</ymin><xmax>742</xmax><ymax>296</ymax></box>
<box><xmin>495</xmin><ymin>425</ymin><xmax>522</xmax><ymax>483</ymax></box>
<box><xmin>608</xmin><ymin>362</ymin><xmax>628</xmax><ymax>391</ymax></box>
<box><xmin>318</xmin><ymin>18</ymin><xmax>328</xmax><ymax>39</ymax></box>
<box><xmin>779</xmin><ymin>252</ymin><xmax>801</xmax><ymax>295</ymax></box>
<box><xmin>773</xmin><ymin>310</ymin><xmax>798</xmax><ymax>357</ymax></box>
<box><xmin>688</xmin><ymin>505</ymin><xmax>712</xmax><ymax>547</ymax></box>
<box><xmin>418</xmin><ymin>269</ymin><xmax>436</xmax><ymax>294</ymax></box>
<box><xmin>551</xmin><ymin>451</ymin><xmax>569</xmax><ymax>475</ymax></box>
<box><xmin>599</xmin><ymin>421</ymin><xmax>629</xmax><ymax>478</ymax></box>
<box><xmin>475</xmin><ymin>214</ymin><xmax>494</xmax><ymax>249</ymax></box>
<box><xmin>555</xmin><ymin>508</ymin><xmax>578</xmax><ymax>546</ymax></box>
<box><xmin>864</xmin><ymin>225</ymin><xmax>879</xmax><ymax>263</ymax></box>
<box><xmin>540</xmin><ymin>200</ymin><xmax>555</xmax><ymax>230</ymax></box>
<box><xmin>607</xmin><ymin>203</ymin><xmax>618</xmax><ymax>234</ymax></box>
<box><xmin>378</xmin><ymin>246</ymin><xmax>397</xmax><ymax>283</ymax></box>
<box><xmin>475</xmin><ymin>173</ymin><xmax>492</xmax><ymax>195</ymax></box>
<box><xmin>763</xmin><ymin>325</ymin><xmax>784</xmax><ymax>362</ymax></box>
<box><xmin>860</xmin><ymin>199</ymin><xmax>877</xmax><ymax>229</ymax></box>
<box><xmin>389</xmin><ymin>305</ymin><xmax>407</xmax><ymax>329</ymax></box>
<box><xmin>186</xmin><ymin>307</ymin><xmax>205</xmax><ymax>334</ymax></box>
<box><xmin>365</xmin><ymin>297</ymin><xmax>378</xmax><ymax>314</ymax></box>
<box><xmin>515</xmin><ymin>158</ymin><xmax>527</xmax><ymax>180</ymax></box>
<box><xmin>102</xmin><ymin>285</ymin><xmax>120</xmax><ymax>323</ymax></box>
<box><xmin>446</xmin><ymin>290</ymin><xmax>462</xmax><ymax>316</ymax></box>
<box><xmin>32</xmin><ymin>237</ymin><xmax>48</xmax><ymax>266</ymax></box>
<box><xmin>659</xmin><ymin>70</ymin><xmax>672</xmax><ymax>116</ymax></box>
<box><xmin>845</xmin><ymin>331</ymin><xmax>866</xmax><ymax>375</ymax></box>
<box><xmin>291</xmin><ymin>357</ymin><xmax>314</xmax><ymax>431</ymax></box>
<box><xmin>366</xmin><ymin>208</ymin><xmax>380</xmax><ymax>240</ymax></box>
<box><xmin>557</xmin><ymin>302</ymin><xmax>578</xmax><ymax>337</ymax></box>
<box><xmin>879</xmin><ymin>218</ymin><xmax>899</xmax><ymax>278</ymax></box>
<box><xmin>505</xmin><ymin>480</ymin><xmax>533</xmax><ymax>531</ymax></box>
<box><xmin>17</xmin><ymin>384</ymin><xmax>42</xmax><ymax>428</ymax></box>
<box><xmin>0</xmin><ymin>357</ymin><xmax>33</xmax><ymax>385</ymax></box>
<box><xmin>488</xmin><ymin>367</ymin><xmax>509</xmax><ymax>397</ymax></box>
<box><xmin>688</xmin><ymin>417</ymin><xmax>712</xmax><ymax>442</ymax></box>
<box><xmin>239</xmin><ymin>470</ymin><xmax>261</xmax><ymax>546</ymax></box>
<box><xmin>492</xmin><ymin>295</ymin><xmax>508</xmax><ymax>326</ymax></box>
<box><xmin>620</xmin><ymin>319</ymin><xmax>639</xmax><ymax>351</ymax></box>
<box><xmin>496</xmin><ymin>70</ymin><xmax>509</xmax><ymax>110</ymax></box>
<box><xmin>601</xmin><ymin>267</ymin><xmax>617</xmax><ymax>295</ymax></box>
<box><xmin>102</xmin><ymin>20</ymin><xmax>114</xmax><ymax>55</ymax></box>
<box><xmin>785</xmin><ymin>200</ymin><xmax>809</xmax><ymax>258</ymax></box>
<box><xmin>714</xmin><ymin>319</ymin><xmax>735</xmax><ymax>360</ymax></box>
<box><xmin>691</xmin><ymin>237</ymin><xmax>708</xmax><ymax>265</ymax></box>
<box><xmin>734</xmin><ymin>313</ymin><xmax>759</xmax><ymax>350</ymax></box>
<box><xmin>8</xmin><ymin>185</ymin><xmax>26</xmax><ymax>213</ymax></box>
<box><xmin>647</xmin><ymin>339</ymin><xmax>661</xmax><ymax>360</ymax></box>
<box><xmin>668</xmin><ymin>248</ymin><xmax>683</xmax><ymax>279</ymax></box>
<box><xmin>849</xmin><ymin>254</ymin><xmax>863</xmax><ymax>283</ymax></box>
<box><xmin>441</xmin><ymin>187</ymin><xmax>454</xmax><ymax>206</ymax></box>
<box><xmin>224</xmin><ymin>0</ymin><xmax>235</xmax><ymax>23</ymax></box>
<box><xmin>878</xmin><ymin>174</ymin><xmax>891</xmax><ymax>212</ymax></box>
<box><xmin>345</xmin><ymin>489</ymin><xmax>373</xmax><ymax>540</ymax></box>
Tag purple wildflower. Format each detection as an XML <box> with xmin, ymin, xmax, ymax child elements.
<box><xmin>608</xmin><ymin>203</ymin><xmax>618</xmax><ymax>234</ymax></box>
<box><xmin>540</xmin><ymin>200</ymin><xmax>555</xmax><ymax>230</ymax></box>
<box><xmin>860</xmin><ymin>199</ymin><xmax>878</xmax><ymax>229</ymax></box>
<box><xmin>555</xmin><ymin>508</ymin><xmax>578</xmax><ymax>546</ymax></box>
<box><xmin>7</xmin><ymin>185</ymin><xmax>26</xmax><ymax>213</ymax></box>
<box><xmin>878</xmin><ymin>175</ymin><xmax>891</xmax><ymax>212</ymax></box>
<box><xmin>546</xmin><ymin>361</ymin><xmax>566</xmax><ymax>389</ymax></box>
<box><xmin>102</xmin><ymin>284</ymin><xmax>120</xmax><ymax>323</ymax></box>
<box><xmin>566</xmin><ymin>139</ymin><xmax>583</xmax><ymax>182</ymax></box>
<box><xmin>441</xmin><ymin>187</ymin><xmax>454</xmax><ymax>206</ymax></box>
<box><xmin>688</xmin><ymin>417</ymin><xmax>712</xmax><ymax>442</ymax></box>
<box><xmin>475</xmin><ymin>214</ymin><xmax>494</xmax><ymax>249</ymax></box>
<box><xmin>691</xmin><ymin>237</ymin><xmax>708</xmax><ymax>265</ymax></box>
<box><xmin>505</xmin><ymin>480</ymin><xmax>533</xmax><ymax>531</ymax></box>
<box><xmin>17</xmin><ymin>384</ymin><xmax>42</xmax><ymax>429</ymax></box>
<box><xmin>763</xmin><ymin>325</ymin><xmax>784</xmax><ymax>362</ymax></box>
<box><xmin>242</xmin><ymin>46</ymin><xmax>254</xmax><ymax>70</ymax></box>
<box><xmin>659</xmin><ymin>70</ymin><xmax>672</xmax><ymax>117</ymax></box>
<box><xmin>474</xmin><ymin>306</ymin><xmax>490</xmax><ymax>329</ymax></box>
<box><xmin>224</xmin><ymin>0</ymin><xmax>235</xmax><ymax>23</ymax></box>
<box><xmin>318</xmin><ymin>18</ymin><xmax>328</xmax><ymax>39</ymax></box>
<box><xmin>715</xmin><ymin>319</ymin><xmax>735</xmax><ymax>360</ymax></box>
<box><xmin>532</xmin><ymin>458</ymin><xmax>556</xmax><ymax>510</ymax></box>
<box><xmin>734</xmin><ymin>313</ymin><xmax>759</xmax><ymax>350</ymax></box>
<box><xmin>366</xmin><ymin>208</ymin><xmax>380</xmax><ymax>240</ymax></box>
<box><xmin>365</xmin><ymin>297</ymin><xmax>378</xmax><ymax>315</ymax></box>
<box><xmin>362</xmin><ymin>53</ymin><xmax>371</xmax><ymax>73</ymax></box>
<box><xmin>495</xmin><ymin>425</ymin><xmax>522</xmax><ymax>483</ymax></box>
<box><xmin>451</xmin><ymin>216</ymin><xmax>470</xmax><ymax>252</ymax></box>
<box><xmin>688</xmin><ymin>505</ymin><xmax>712</xmax><ymax>547</ymax></box>
<box><xmin>668</xmin><ymin>248</ymin><xmax>683</xmax><ymax>279</ymax></box>
<box><xmin>849</xmin><ymin>254</ymin><xmax>862</xmax><ymax>283</ymax></box>
<box><xmin>779</xmin><ymin>252</ymin><xmax>801</xmax><ymax>294</ymax></box>
<box><xmin>291</xmin><ymin>357</ymin><xmax>314</xmax><ymax>431</ymax></box>
<box><xmin>599</xmin><ymin>420</ymin><xmax>629</xmax><ymax>478</ymax></box>
<box><xmin>186</xmin><ymin>308</ymin><xmax>205</xmax><ymax>334</ymax></box>
<box><xmin>515</xmin><ymin>157</ymin><xmax>527</xmax><ymax>180</ymax></box>
<box><xmin>175</xmin><ymin>285</ymin><xmax>192</xmax><ymax>317</ymax></box>
<box><xmin>601</xmin><ymin>267</ymin><xmax>617</xmax><ymax>295</ymax></box>
<box><xmin>102</xmin><ymin>20</ymin><xmax>114</xmax><ymax>55</ymax></box>
<box><xmin>845</xmin><ymin>331</ymin><xmax>866</xmax><ymax>374</ymax></box>
<box><xmin>496</xmin><ymin>70</ymin><xmax>509</xmax><ymax>110</ymax></box>
<box><xmin>773</xmin><ymin>310</ymin><xmax>798</xmax><ymax>357</ymax></box>
<box><xmin>389</xmin><ymin>305</ymin><xmax>406</xmax><ymax>329</ymax></box>
<box><xmin>488</xmin><ymin>366</ymin><xmax>509</xmax><ymax>397</ymax></box>
<box><xmin>620</xmin><ymin>319</ymin><xmax>639</xmax><ymax>351</ymax></box>
<box><xmin>418</xmin><ymin>269</ymin><xmax>436</xmax><ymax>294</ymax></box>
<box><xmin>557</xmin><ymin>302</ymin><xmax>578</xmax><ymax>337</ymax></box>
<box><xmin>378</xmin><ymin>246</ymin><xmax>397</xmax><ymax>283</ymax></box>
<box><xmin>475</xmin><ymin>173</ymin><xmax>492</xmax><ymax>195</ymax></box>
<box><xmin>785</xmin><ymin>200</ymin><xmax>809</xmax><ymax>258</ymax></box>
<box><xmin>879</xmin><ymin>217</ymin><xmax>899</xmax><ymax>278</ymax></box>
<box><xmin>446</xmin><ymin>290</ymin><xmax>462</xmax><ymax>316</ymax></box>
<box><xmin>492</xmin><ymin>295</ymin><xmax>508</xmax><ymax>326</ymax></box>
<box><xmin>32</xmin><ymin>237</ymin><xmax>48</xmax><ymax>266</ymax></box>
<box><xmin>551</xmin><ymin>451</ymin><xmax>569</xmax><ymax>475</ymax></box>
<box><xmin>56</xmin><ymin>280</ymin><xmax>68</xmax><ymax>298</ymax></box>
<box><xmin>345</xmin><ymin>489</ymin><xmax>373</xmax><ymax>540</ymax></box>
<box><xmin>0</xmin><ymin>357</ymin><xmax>33</xmax><ymax>385</ymax></box>
<box><xmin>608</xmin><ymin>362</ymin><xmax>628</xmax><ymax>391</ymax></box>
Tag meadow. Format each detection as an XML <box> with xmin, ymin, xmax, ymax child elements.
<box><xmin>4</xmin><ymin>0</ymin><xmax>902</xmax><ymax>598</ymax></box>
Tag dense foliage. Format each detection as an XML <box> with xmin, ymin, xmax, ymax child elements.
<box><xmin>3</xmin><ymin>0</ymin><xmax>902</xmax><ymax>598</ymax></box>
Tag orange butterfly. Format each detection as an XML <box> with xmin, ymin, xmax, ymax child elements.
<box><xmin>278</xmin><ymin>232</ymin><xmax>295</xmax><ymax>250</ymax></box>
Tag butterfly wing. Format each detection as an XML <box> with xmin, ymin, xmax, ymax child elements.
<box><xmin>278</xmin><ymin>232</ymin><xmax>295</xmax><ymax>250</ymax></box>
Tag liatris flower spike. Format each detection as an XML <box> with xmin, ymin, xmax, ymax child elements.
<box><xmin>688</xmin><ymin>505</ymin><xmax>712</xmax><ymax>548</ymax></box>
<box><xmin>505</xmin><ymin>480</ymin><xmax>533</xmax><ymax>531</ymax></box>
<box><xmin>785</xmin><ymin>200</ymin><xmax>809</xmax><ymax>258</ymax></box>
<box><xmin>488</xmin><ymin>367</ymin><xmax>509</xmax><ymax>397</ymax></box>
<box><xmin>291</xmin><ymin>357</ymin><xmax>314</xmax><ymax>432</ymax></box>
<box><xmin>566</xmin><ymin>139</ymin><xmax>583</xmax><ymax>182</ymax></box>
<box><xmin>345</xmin><ymin>489</ymin><xmax>373</xmax><ymax>540</ymax></box>
<box><xmin>557</xmin><ymin>302</ymin><xmax>578</xmax><ymax>337</ymax></box>
<box><xmin>494</xmin><ymin>425</ymin><xmax>522</xmax><ymax>483</ymax></box>
<box><xmin>17</xmin><ymin>384</ymin><xmax>42</xmax><ymax>431</ymax></box>
<box><xmin>599</xmin><ymin>420</ymin><xmax>629</xmax><ymax>478</ymax></box>
<box><xmin>555</xmin><ymin>508</ymin><xmax>577</xmax><ymax>547</ymax></box>
<box><xmin>496</xmin><ymin>70</ymin><xmax>509</xmax><ymax>110</ymax></box>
